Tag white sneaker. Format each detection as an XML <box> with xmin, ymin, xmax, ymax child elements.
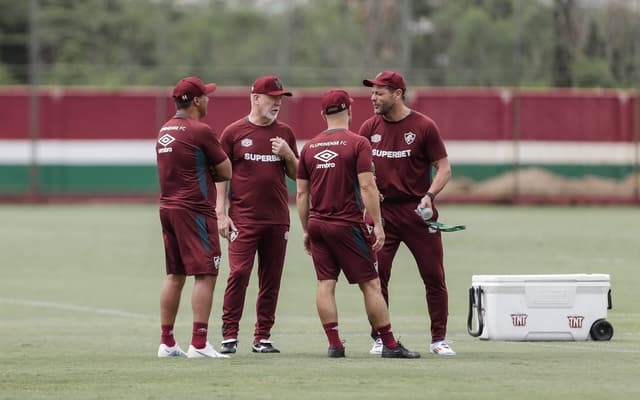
<box><xmin>187</xmin><ymin>342</ymin><xmax>230</xmax><ymax>358</ymax></box>
<box><xmin>430</xmin><ymin>340</ymin><xmax>456</xmax><ymax>356</ymax></box>
<box><xmin>369</xmin><ymin>338</ymin><xmax>383</xmax><ymax>355</ymax></box>
<box><xmin>157</xmin><ymin>343</ymin><xmax>186</xmax><ymax>358</ymax></box>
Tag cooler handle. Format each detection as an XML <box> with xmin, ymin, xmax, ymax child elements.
<box><xmin>607</xmin><ymin>289</ymin><xmax>612</xmax><ymax>310</ymax></box>
<box><xmin>467</xmin><ymin>286</ymin><xmax>484</xmax><ymax>337</ymax></box>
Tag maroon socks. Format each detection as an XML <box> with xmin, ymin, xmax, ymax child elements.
<box><xmin>376</xmin><ymin>324</ymin><xmax>398</xmax><ymax>349</ymax></box>
<box><xmin>323</xmin><ymin>322</ymin><xmax>343</xmax><ymax>349</ymax></box>
<box><xmin>191</xmin><ymin>322</ymin><xmax>208</xmax><ymax>349</ymax></box>
<box><xmin>161</xmin><ymin>324</ymin><xmax>176</xmax><ymax>347</ymax></box>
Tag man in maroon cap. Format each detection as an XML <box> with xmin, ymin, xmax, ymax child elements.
<box><xmin>215</xmin><ymin>75</ymin><xmax>298</xmax><ymax>354</ymax></box>
<box><xmin>359</xmin><ymin>71</ymin><xmax>456</xmax><ymax>356</ymax></box>
<box><xmin>156</xmin><ymin>76</ymin><xmax>232</xmax><ymax>359</ymax></box>
<box><xmin>296</xmin><ymin>89</ymin><xmax>420</xmax><ymax>359</ymax></box>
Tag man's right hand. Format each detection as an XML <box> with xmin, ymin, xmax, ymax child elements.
<box><xmin>371</xmin><ymin>224</ymin><xmax>385</xmax><ymax>253</ymax></box>
<box><xmin>217</xmin><ymin>214</ymin><xmax>237</xmax><ymax>239</ymax></box>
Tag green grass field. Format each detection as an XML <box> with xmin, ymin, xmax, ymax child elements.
<box><xmin>1</xmin><ymin>204</ymin><xmax>639</xmax><ymax>399</ymax></box>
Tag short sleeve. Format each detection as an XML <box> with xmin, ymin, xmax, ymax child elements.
<box><xmin>219</xmin><ymin>126</ymin><xmax>233</xmax><ymax>157</ymax></box>
<box><xmin>286</xmin><ymin>127</ymin><xmax>299</xmax><ymax>158</ymax></box>
<box><xmin>200</xmin><ymin>125</ymin><xmax>228</xmax><ymax>166</ymax></box>
<box><xmin>355</xmin><ymin>137</ymin><xmax>373</xmax><ymax>174</ymax></box>
<box><xmin>424</xmin><ymin>120</ymin><xmax>447</xmax><ymax>162</ymax></box>
<box><xmin>297</xmin><ymin>146</ymin><xmax>310</xmax><ymax>180</ymax></box>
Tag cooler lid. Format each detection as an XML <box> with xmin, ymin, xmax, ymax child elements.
<box><xmin>472</xmin><ymin>274</ymin><xmax>610</xmax><ymax>283</ymax></box>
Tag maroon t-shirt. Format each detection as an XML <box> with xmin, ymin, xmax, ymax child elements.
<box><xmin>156</xmin><ymin>114</ymin><xmax>228</xmax><ymax>216</ymax></box>
<box><xmin>220</xmin><ymin>117</ymin><xmax>298</xmax><ymax>225</ymax></box>
<box><xmin>358</xmin><ymin>110</ymin><xmax>447</xmax><ymax>200</ymax></box>
<box><xmin>298</xmin><ymin>128</ymin><xmax>373</xmax><ymax>223</ymax></box>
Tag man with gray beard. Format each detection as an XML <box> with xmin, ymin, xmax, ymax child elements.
<box><xmin>216</xmin><ymin>76</ymin><xmax>298</xmax><ymax>354</ymax></box>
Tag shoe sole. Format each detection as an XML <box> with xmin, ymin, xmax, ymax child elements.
<box><xmin>252</xmin><ymin>349</ymin><xmax>280</xmax><ymax>353</ymax></box>
<box><xmin>382</xmin><ymin>354</ymin><xmax>421</xmax><ymax>359</ymax></box>
<box><xmin>187</xmin><ymin>352</ymin><xmax>230</xmax><ymax>358</ymax></box>
<box><xmin>430</xmin><ymin>351</ymin><xmax>456</xmax><ymax>356</ymax></box>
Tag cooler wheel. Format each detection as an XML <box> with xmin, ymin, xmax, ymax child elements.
<box><xmin>589</xmin><ymin>319</ymin><xmax>613</xmax><ymax>341</ymax></box>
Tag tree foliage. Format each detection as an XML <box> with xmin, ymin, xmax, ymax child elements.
<box><xmin>0</xmin><ymin>0</ymin><xmax>637</xmax><ymax>88</ymax></box>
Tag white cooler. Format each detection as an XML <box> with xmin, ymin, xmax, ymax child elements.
<box><xmin>467</xmin><ymin>274</ymin><xmax>613</xmax><ymax>341</ymax></box>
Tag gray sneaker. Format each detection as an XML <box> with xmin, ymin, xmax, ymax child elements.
<box><xmin>220</xmin><ymin>339</ymin><xmax>237</xmax><ymax>354</ymax></box>
<box><xmin>252</xmin><ymin>339</ymin><xmax>280</xmax><ymax>353</ymax></box>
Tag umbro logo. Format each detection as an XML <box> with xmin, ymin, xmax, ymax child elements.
<box><xmin>314</xmin><ymin>149</ymin><xmax>338</xmax><ymax>163</ymax></box>
<box><xmin>158</xmin><ymin>134</ymin><xmax>175</xmax><ymax>147</ymax></box>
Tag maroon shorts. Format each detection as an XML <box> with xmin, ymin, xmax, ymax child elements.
<box><xmin>159</xmin><ymin>207</ymin><xmax>221</xmax><ymax>276</ymax></box>
<box><xmin>307</xmin><ymin>218</ymin><xmax>378</xmax><ymax>284</ymax></box>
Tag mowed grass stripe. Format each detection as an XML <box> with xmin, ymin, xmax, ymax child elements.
<box><xmin>0</xmin><ymin>204</ymin><xmax>639</xmax><ymax>400</ymax></box>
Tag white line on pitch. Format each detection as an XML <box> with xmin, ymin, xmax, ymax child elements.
<box><xmin>0</xmin><ymin>297</ymin><xmax>151</xmax><ymax>319</ymax></box>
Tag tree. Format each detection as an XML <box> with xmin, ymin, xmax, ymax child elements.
<box><xmin>0</xmin><ymin>1</ymin><xmax>29</xmax><ymax>83</ymax></box>
<box><xmin>1</xmin><ymin>0</ymin><xmax>638</xmax><ymax>89</ymax></box>
<box><xmin>583</xmin><ymin>19</ymin><xmax>606</xmax><ymax>59</ymax></box>
<box><xmin>551</xmin><ymin>0</ymin><xmax>575</xmax><ymax>87</ymax></box>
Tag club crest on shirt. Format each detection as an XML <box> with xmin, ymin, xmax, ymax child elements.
<box><xmin>371</xmin><ymin>134</ymin><xmax>382</xmax><ymax>143</ymax></box>
<box><xmin>241</xmin><ymin>138</ymin><xmax>253</xmax><ymax>147</ymax></box>
<box><xmin>230</xmin><ymin>230</ymin><xmax>239</xmax><ymax>242</ymax></box>
<box><xmin>404</xmin><ymin>132</ymin><xmax>416</xmax><ymax>145</ymax></box>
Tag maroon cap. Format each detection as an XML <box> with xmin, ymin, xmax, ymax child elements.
<box><xmin>363</xmin><ymin>70</ymin><xmax>406</xmax><ymax>92</ymax></box>
<box><xmin>251</xmin><ymin>75</ymin><xmax>292</xmax><ymax>97</ymax></box>
<box><xmin>322</xmin><ymin>89</ymin><xmax>353</xmax><ymax>115</ymax></box>
<box><xmin>172</xmin><ymin>76</ymin><xmax>217</xmax><ymax>101</ymax></box>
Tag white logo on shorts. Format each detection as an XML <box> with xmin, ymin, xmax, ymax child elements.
<box><xmin>241</xmin><ymin>138</ymin><xmax>253</xmax><ymax>147</ymax></box>
<box><xmin>230</xmin><ymin>230</ymin><xmax>239</xmax><ymax>242</ymax></box>
<box><xmin>213</xmin><ymin>256</ymin><xmax>221</xmax><ymax>269</ymax></box>
<box><xmin>284</xmin><ymin>231</ymin><xmax>289</xmax><ymax>241</ymax></box>
<box><xmin>365</xmin><ymin>224</ymin><xmax>373</xmax><ymax>234</ymax></box>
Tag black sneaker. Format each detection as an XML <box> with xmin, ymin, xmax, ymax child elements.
<box><xmin>219</xmin><ymin>339</ymin><xmax>237</xmax><ymax>354</ymax></box>
<box><xmin>252</xmin><ymin>339</ymin><xmax>280</xmax><ymax>353</ymax></box>
<box><xmin>327</xmin><ymin>346</ymin><xmax>345</xmax><ymax>358</ymax></box>
<box><xmin>381</xmin><ymin>341</ymin><xmax>421</xmax><ymax>359</ymax></box>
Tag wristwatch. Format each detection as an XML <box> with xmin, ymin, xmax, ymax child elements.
<box><xmin>426</xmin><ymin>192</ymin><xmax>435</xmax><ymax>202</ymax></box>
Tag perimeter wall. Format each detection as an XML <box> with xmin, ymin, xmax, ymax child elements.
<box><xmin>1</xmin><ymin>87</ymin><xmax>638</xmax><ymax>203</ymax></box>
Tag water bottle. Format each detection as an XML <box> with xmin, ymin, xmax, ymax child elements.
<box><xmin>416</xmin><ymin>206</ymin><xmax>433</xmax><ymax>221</ymax></box>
